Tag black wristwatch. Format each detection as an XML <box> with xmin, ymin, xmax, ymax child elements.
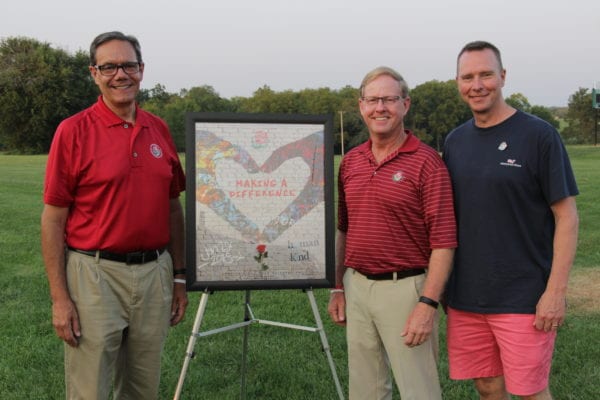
<box><xmin>418</xmin><ymin>296</ymin><xmax>439</xmax><ymax>309</ymax></box>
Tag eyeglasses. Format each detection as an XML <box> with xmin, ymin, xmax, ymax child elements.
<box><xmin>94</xmin><ymin>62</ymin><xmax>141</xmax><ymax>76</ymax></box>
<box><xmin>361</xmin><ymin>96</ymin><xmax>402</xmax><ymax>106</ymax></box>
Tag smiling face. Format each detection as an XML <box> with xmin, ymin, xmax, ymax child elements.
<box><xmin>456</xmin><ymin>48</ymin><xmax>506</xmax><ymax>116</ymax></box>
<box><xmin>89</xmin><ymin>39</ymin><xmax>144</xmax><ymax>117</ymax></box>
<box><xmin>359</xmin><ymin>74</ymin><xmax>410</xmax><ymax>139</ymax></box>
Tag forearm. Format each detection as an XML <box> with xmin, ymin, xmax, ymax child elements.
<box><xmin>400</xmin><ymin>247</ymin><xmax>453</xmax><ymax>345</ymax></box>
<box><xmin>328</xmin><ymin>229</ymin><xmax>348</xmax><ymax>326</ymax></box>
<box><xmin>335</xmin><ymin>230</ymin><xmax>347</xmax><ymax>287</ymax></box>
<box><xmin>533</xmin><ymin>197</ymin><xmax>578</xmax><ymax>329</ymax></box>
<box><xmin>420</xmin><ymin>248</ymin><xmax>455</xmax><ymax>301</ymax></box>
<box><xmin>167</xmin><ymin>198</ymin><xmax>188</xmax><ymax>325</ymax></box>
<box><xmin>41</xmin><ymin>205</ymin><xmax>70</xmax><ymax>302</ymax></box>
<box><xmin>546</xmin><ymin>197</ymin><xmax>579</xmax><ymax>295</ymax></box>
<box><xmin>168</xmin><ymin>198</ymin><xmax>185</xmax><ymax>272</ymax></box>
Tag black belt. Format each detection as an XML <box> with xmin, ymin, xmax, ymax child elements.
<box><xmin>364</xmin><ymin>269</ymin><xmax>425</xmax><ymax>280</ymax></box>
<box><xmin>68</xmin><ymin>247</ymin><xmax>165</xmax><ymax>265</ymax></box>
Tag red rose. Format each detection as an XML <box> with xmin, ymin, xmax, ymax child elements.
<box><xmin>256</xmin><ymin>244</ymin><xmax>267</xmax><ymax>254</ymax></box>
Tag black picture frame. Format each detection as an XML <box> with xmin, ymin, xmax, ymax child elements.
<box><xmin>185</xmin><ymin>112</ymin><xmax>335</xmax><ymax>291</ymax></box>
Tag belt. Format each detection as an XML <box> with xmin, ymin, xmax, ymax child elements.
<box><xmin>68</xmin><ymin>247</ymin><xmax>165</xmax><ymax>265</ymax></box>
<box><xmin>364</xmin><ymin>269</ymin><xmax>425</xmax><ymax>280</ymax></box>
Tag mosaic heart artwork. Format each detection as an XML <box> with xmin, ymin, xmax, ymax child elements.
<box><xmin>195</xmin><ymin>130</ymin><xmax>324</xmax><ymax>243</ymax></box>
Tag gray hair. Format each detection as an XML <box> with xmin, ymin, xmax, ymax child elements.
<box><xmin>89</xmin><ymin>31</ymin><xmax>142</xmax><ymax>66</ymax></box>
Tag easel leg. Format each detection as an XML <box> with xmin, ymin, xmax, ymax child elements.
<box><xmin>240</xmin><ymin>290</ymin><xmax>251</xmax><ymax>400</ymax></box>
<box><xmin>173</xmin><ymin>290</ymin><xmax>210</xmax><ymax>400</ymax></box>
<box><xmin>173</xmin><ymin>289</ymin><xmax>345</xmax><ymax>399</ymax></box>
<box><xmin>306</xmin><ymin>289</ymin><xmax>345</xmax><ymax>400</ymax></box>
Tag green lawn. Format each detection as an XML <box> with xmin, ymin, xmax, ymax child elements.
<box><xmin>0</xmin><ymin>147</ymin><xmax>598</xmax><ymax>399</ymax></box>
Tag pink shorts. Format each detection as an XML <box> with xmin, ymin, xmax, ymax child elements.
<box><xmin>447</xmin><ymin>307</ymin><xmax>557</xmax><ymax>396</ymax></box>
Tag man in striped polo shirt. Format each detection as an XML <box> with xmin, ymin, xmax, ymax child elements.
<box><xmin>328</xmin><ymin>66</ymin><xmax>457</xmax><ymax>400</ymax></box>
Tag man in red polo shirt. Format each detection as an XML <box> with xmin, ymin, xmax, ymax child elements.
<box><xmin>41</xmin><ymin>31</ymin><xmax>188</xmax><ymax>400</ymax></box>
<box><xmin>328</xmin><ymin>66</ymin><xmax>456</xmax><ymax>400</ymax></box>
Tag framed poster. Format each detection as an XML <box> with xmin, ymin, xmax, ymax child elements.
<box><xmin>185</xmin><ymin>112</ymin><xmax>335</xmax><ymax>291</ymax></box>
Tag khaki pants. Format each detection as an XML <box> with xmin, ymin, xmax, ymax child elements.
<box><xmin>344</xmin><ymin>269</ymin><xmax>442</xmax><ymax>400</ymax></box>
<box><xmin>64</xmin><ymin>250</ymin><xmax>173</xmax><ymax>400</ymax></box>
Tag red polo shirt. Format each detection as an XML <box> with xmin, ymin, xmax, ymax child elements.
<box><xmin>338</xmin><ymin>132</ymin><xmax>456</xmax><ymax>275</ymax></box>
<box><xmin>44</xmin><ymin>96</ymin><xmax>185</xmax><ymax>252</ymax></box>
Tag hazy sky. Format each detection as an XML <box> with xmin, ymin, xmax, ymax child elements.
<box><xmin>2</xmin><ymin>0</ymin><xmax>599</xmax><ymax>106</ymax></box>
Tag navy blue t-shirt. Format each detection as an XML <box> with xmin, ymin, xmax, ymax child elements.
<box><xmin>443</xmin><ymin>110</ymin><xmax>578</xmax><ymax>314</ymax></box>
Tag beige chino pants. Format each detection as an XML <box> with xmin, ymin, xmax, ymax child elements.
<box><xmin>344</xmin><ymin>268</ymin><xmax>442</xmax><ymax>400</ymax></box>
<box><xmin>64</xmin><ymin>250</ymin><xmax>173</xmax><ymax>400</ymax></box>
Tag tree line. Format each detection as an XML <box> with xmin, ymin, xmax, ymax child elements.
<box><xmin>1</xmin><ymin>37</ymin><xmax>597</xmax><ymax>154</ymax></box>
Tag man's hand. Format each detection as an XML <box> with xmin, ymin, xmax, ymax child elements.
<box><xmin>170</xmin><ymin>283</ymin><xmax>188</xmax><ymax>326</ymax></box>
<box><xmin>52</xmin><ymin>298</ymin><xmax>81</xmax><ymax>347</ymax></box>
<box><xmin>327</xmin><ymin>292</ymin><xmax>347</xmax><ymax>326</ymax></box>
<box><xmin>401</xmin><ymin>302</ymin><xmax>436</xmax><ymax>347</ymax></box>
<box><xmin>534</xmin><ymin>290</ymin><xmax>566</xmax><ymax>332</ymax></box>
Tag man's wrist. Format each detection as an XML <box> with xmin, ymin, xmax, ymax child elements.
<box><xmin>418</xmin><ymin>295</ymin><xmax>439</xmax><ymax>309</ymax></box>
<box><xmin>330</xmin><ymin>284</ymin><xmax>344</xmax><ymax>294</ymax></box>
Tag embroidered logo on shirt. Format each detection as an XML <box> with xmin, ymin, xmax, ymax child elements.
<box><xmin>499</xmin><ymin>158</ymin><xmax>522</xmax><ymax>168</ymax></box>
<box><xmin>150</xmin><ymin>144</ymin><xmax>163</xmax><ymax>158</ymax></box>
<box><xmin>392</xmin><ymin>171</ymin><xmax>404</xmax><ymax>182</ymax></box>
<box><xmin>498</xmin><ymin>141</ymin><xmax>508</xmax><ymax>151</ymax></box>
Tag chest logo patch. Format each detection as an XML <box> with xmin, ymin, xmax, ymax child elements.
<box><xmin>392</xmin><ymin>171</ymin><xmax>404</xmax><ymax>182</ymax></box>
<box><xmin>150</xmin><ymin>144</ymin><xmax>163</xmax><ymax>158</ymax></box>
<box><xmin>500</xmin><ymin>158</ymin><xmax>522</xmax><ymax>168</ymax></box>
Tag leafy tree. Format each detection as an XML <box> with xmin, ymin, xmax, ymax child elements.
<box><xmin>563</xmin><ymin>88</ymin><xmax>596</xmax><ymax>144</ymax></box>
<box><xmin>138</xmin><ymin>83</ymin><xmax>172</xmax><ymax>104</ymax></box>
<box><xmin>505</xmin><ymin>92</ymin><xmax>531</xmax><ymax>111</ymax></box>
<box><xmin>235</xmin><ymin>85</ymin><xmax>283</xmax><ymax>113</ymax></box>
<box><xmin>296</xmin><ymin>87</ymin><xmax>334</xmax><ymax>114</ymax></box>
<box><xmin>530</xmin><ymin>105</ymin><xmax>559</xmax><ymax>130</ymax></box>
<box><xmin>0</xmin><ymin>37</ymin><xmax>96</xmax><ymax>153</ymax></box>
<box><xmin>551</xmin><ymin>106</ymin><xmax>568</xmax><ymax>119</ymax></box>
<box><xmin>297</xmin><ymin>86</ymin><xmax>361</xmax><ymax>153</ymax></box>
<box><xmin>141</xmin><ymin>85</ymin><xmax>232</xmax><ymax>150</ymax></box>
<box><xmin>505</xmin><ymin>93</ymin><xmax>559</xmax><ymax>129</ymax></box>
<box><xmin>336</xmin><ymin>85</ymin><xmax>365</xmax><ymax>153</ymax></box>
<box><xmin>406</xmin><ymin>80</ymin><xmax>471</xmax><ymax>150</ymax></box>
<box><xmin>140</xmin><ymin>83</ymin><xmax>177</xmax><ymax>112</ymax></box>
<box><xmin>234</xmin><ymin>85</ymin><xmax>366</xmax><ymax>153</ymax></box>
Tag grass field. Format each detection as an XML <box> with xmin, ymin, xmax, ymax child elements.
<box><xmin>0</xmin><ymin>147</ymin><xmax>598</xmax><ymax>399</ymax></box>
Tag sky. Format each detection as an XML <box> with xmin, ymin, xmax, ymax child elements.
<box><xmin>2</xmin><ymin>0</ymin><xmax>599</xmax><ymax>107</ymax></box>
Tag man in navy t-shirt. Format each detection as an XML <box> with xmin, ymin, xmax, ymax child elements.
<box><xmin>443</xmin><ymin>41</ymin><xmax>579</xmax><ymax>400</ymax></box>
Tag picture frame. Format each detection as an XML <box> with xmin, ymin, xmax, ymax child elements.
<box><xmin>184</xmin><ymin>112</ymin><xmax>335</xmax><ymax>291</ymax></box>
